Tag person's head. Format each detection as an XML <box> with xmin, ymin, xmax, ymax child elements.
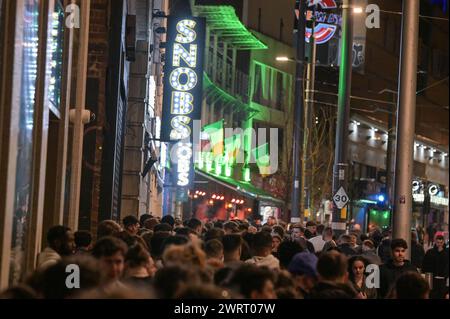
<box><xmin>175</xmin><ymin>227</ymin><xmax>199</xmax><ymax>242</ymax></box>
<box><xmin>288</xmin><ymin>252</ymin><xmax>318</xmax><ymax>292</ymax></box>
<box><xmin>223</xmin><ymin>221</ymin><xmax>239</xmax><ymax>234</ymax></box>
<box><xmin>175</xmin><ymin>284</ymin><xmax>229</xmax><ymax>299</ymax></box>
<box><xmin>349</xmin><ymin>233</ymin><xmax>358</xmax><ymax>247</ymax></box>
<box><xmin>390</xmin><ymin>238</ymin><xmax>408</xmax><ymax>265</ymax></box>
<box><xmin>125</xmin><ymin>243</ymin><xmax>157</xmax><ymax>278</ymax></box>
<box><xmin>353</xmin><ymin>224</ymin><xmax>361</xmax><ymax>232</ymax></box>
<box><xmin>74</xmin><ymin>231</ymin><xmax>92</xmax><ymax>250</ymax></box>
<box><xmin>161</xmin><ymin>215</ymin><xmax>175</xmax><ymax>228</ymax></box>
<box><xmin>306</xmin><ymin>221</ymin><xmax>317</xmax><ymax>235</ymax></box>
<box><xmin>348</xmin><ymin>256</ymin><xmax>368</xmax><ymax>282</ymax></box>
<box><xmin>317</xmin><ymin>251</ymin><xmax>348</xmax><ymax>283</ymax></box>
<box><xmin>361</xmin><ymin>239</ymin><xmax>375</xmax><ymax>252</ymax></box>
<box><xmin>144</xmin><ymin>218</ymin><xmax>159</xmax><ymax>231</ymax></box>
<box><xmin>97</xmin><ymin>220</ymin><xmax>122</xmax><ymax>239</ymax></box>
<box><xmin>161</xmin><ymin>235</ymin><xmax>189</xmax><ymax>254</ymax></box>
<box><xmin>46</xmin><ymin>226</ymin><xmax>75</xmax><ymax>256</ymax></box>
<box><xmin>162</xmin><ymin>243</ymin><xmax>207</xmax><ymax>269</ymax></box>
<box><xmin>290</xmin><ymin>224</ymin><xmax>304</xmax><ymax>240</ymax></box>
<box><xmin>253</xmin><ymin>215</ymin><xmax>262</xmax><ymax>226</ymax></box>
<box><xmin>122</xmin><ymin>215</ymin><xmax>140</xmax><ymax>236</ymax></box>
<box><xmin>150</xmin><ymin>231</ymin><xmax>172</xmax><ymax>259</ymax></box>
<box><xmin>37</xmin><ymin>255</ymin><xmax>101</xmax><ymax>299</ymax></box>
<box><xmin>154</xmin><ymin>223</ymin><xmax>173</xmax><ymax>233</ymax></box>
<box><xmin>204</xmin><ymin>228</ymin><xmax>225</xmax><ymax>242</ymax></box>
<box><xmin>278</xmin><ymin>240</ymin><xmax>304</xmax><ymax>269</ymax></box>
<box><xmin>229</xmin><ymin>264</ymin><xmax>276</xmax><ymax>299</ymax></box>
<box><xmin>266</xmin><ymin>216</ymin><xmax>276</xmax><ymax>226</ymax></box>
<box><xmin>251</xmin><ymin>231</ymin><xmax>273</xmax><ymax>257</ymax></box>
<box><xmin>272</xmin><ymin>234</ymin><xmax>282</xmax><ymax>252</ymax></box>
<box><xmin>153</xmin><ymin>265</ymin><xmax>200</xmax><ymax>298</ymax></box>
<box><xmin>204</xmin><ymin>239</ymin><xmax>224</xmax><ymax>260</ymax></box>
<box><xmin>272</xmin><ymin>225</ymin><xmax>285</xmax><ymax>238</ymax></box>
<box><xmin>187</xmin><ymin>218</ymin><xmax>203</xmax><ymax>235</ymax></box>
<box><xmin>139</xmin><ymin>214</ymin><xmax>152</xmax><ymax>227</ymax></box>
<box><xmin>92</xmin><ymin>236</ymin><xmax>128</xmax><ymax>281</ymax></box>
<box><xmin>316</xmin><ymin>224</ymin><xmax>325</xmax><ymax>236</ymax></box>
<box><xmin>323</xmin><ymin>227</ymin><xmax>333</xmax><ymax>240</ymax></box>
<box><xmin>435</xmin><ymin>234</ymin><xmax>445</xmax><ymax>250</ymax></box>
<box><xmin>393</xmin><ymin>272</ymin><xmax>430</xmax><ymax>299</ymax></box>
<box><xmin>338</xmin><ymin>234</ymin><xmax>352</xmax><ymax>245</ymax></box>
<box><xmin>222</xmin><ymin>234</ymin><xmax>243</xmax><ymax>262</ymax></box>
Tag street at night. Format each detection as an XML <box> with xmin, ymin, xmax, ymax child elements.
<box><xmin>0</xmin><ymin>0</ymin><xmax>449</xmax><ymax>307</ymax></box>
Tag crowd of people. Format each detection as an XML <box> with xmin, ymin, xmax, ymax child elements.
<box><xmin>1</xmin><ymin>214</ymin><xmax>448</xmax><ymax>299</ymax></box>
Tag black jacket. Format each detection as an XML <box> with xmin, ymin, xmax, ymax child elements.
<box><xmin>337</xmin><ymin>243</ymin><xmax>356</xmax><ymax>257</ymax></box>
<box><xmin>422</xmin><ymin>247</ymin><xmax>449</xmax><ymax>278</ymax></box>
<box><xmin>379</xmin><ymin>260</ymin><xmax>418</xmax><ymax>298</ymax></box>
<box><xmin>309</xmin><ymin>281</ymin><xmax>358</xmax><ymax>299</ymax></box>
<box><xmin>410</xmin><ymin>242</ymin><xmax>425</xmax><ymax>270</ymax></box>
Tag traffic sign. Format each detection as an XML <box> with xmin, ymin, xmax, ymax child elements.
<box><xmin>333</xmin><ymin>187</ymin><xmax>349</xmax><ymax>209</ymax></box>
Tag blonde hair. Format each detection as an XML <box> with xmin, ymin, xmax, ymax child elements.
<box><xmin>162</xmin><ymin>243</ymin><xmax>206</xmax><ymax>268</ymax></box>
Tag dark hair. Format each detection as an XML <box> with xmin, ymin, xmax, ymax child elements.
<box><xmin>47</xmin><ymin>226</ymin><xmax>71</xmax><ymax>246</ymax></box>
<box><xmin>204</xmin><ymin>228</ymin><xmax>225</xmax><ymax>242</ymax></box>
<box><xmin>306</xmin><ymin>221</ymin><xmax>317</xmax><ymax>227</ymax></box>
<box><xmin>390</xmin><ymin>238</ymin><xmax>408</xmax><ymax>251</ymax></box>
<box><xmin>139</xmin><ymin>214</ymin><xmax>152</xmax><ymax>227</ymax></box>
<box><xmin>161</xmin><ymin>235</ymin><xmax>189</xmax><ymax>254</ymax></box>
<box><xmin>316</xmin><ymin>224</ymin><xmax>325</xmax><ymax>235</ymax></box>
<box><xmin>153</xmin><ymin>265</ymin><xmax>199</xmax><ymax>298</ymax></box>
<box><xmin>97</xmin><ymin>220</ymin><xmax>121</xmax><ymax>239</ymax></box>
<box><xmin>261</xmin><ymin>225</ymin><xmax>273</xmax><ymax>233</ymax></box>
<box><xmin>92</xmin><ymin>236</ymin><xmax>128</xmax><ymax>258</ymax></box>
<box><xmin>213</xmin><ymin>221</ymin><xmax>224</xmax><ymax>229</ymax></box>
<box><xmin>272</xmin><ymin>225</ymin><xmax>285</xmax><ymax>238</ymax></box>
<box><xmin>39</xmin><ymin>255</ymin><xmax>101</xmax><ymax>299</ymax></box>
<box><xmin>323</xmin><ymin>227</ymin><xmax>333</xmax><ymax>237</ymax></box>
<box><xmin>175</xmin><ymin>227</ymin><xmax>196</xmax><ymax>238</ymax></box>
<box><xmin>278</xmin><ymin>240</ymin><xmax>303</xmax><ymax>269</ymax></box>
<box><xmin>154</xmin><ymin>223</ymin><xmax>173</xmax><ymax>233</ymax></box>
<box><xmin>187</xmin><ymin>218</ymin><xmax>202</xmax><ymax>230</ymax></box>
<box><xmin>74</xmin><ymin>231</ymin><xmax>92</xmax><ymax>248</ymax></box>
<box><xmin>222</xmin><ymin>234</ymin><xmax>243</xmax><ymax>254</ymax></box>
<box><xmin>348</xmin><ymin>255</ymin><xmax>369</xmax><ymax>283</ymax></box>
<box><xmin>150</xmin><ymin>231</ymin><xmax>172</xmax><ymax>258</ymax></box>
<box><xmin>205</xmin><ymin>239</ymin><xmax>224</xmax><ymax>259</ymax></box>
<box><xmin>339</xmin><ymin>234</ymin><xmax>352</xmax><ymax>244</ymax></box>
<box><xmin>175</xmin><ymin>284</ymin><xmax>226</xmax><ymax>299</ymax></box>
<box><xmin>125</xmin><ymin>243</ymin><xmax>151</xmax><ymax>268</ymax></box>
<box><xmin>229</xmin><ymin>264</ymin><xmax>274</xmax><ymax>298</ymax></box>
<box><xmin>251</xmin><ymin>231</ymin><xmax>273</xmax><ymax>253</ymax></box>
<box><xmin>122</xmin><ymin>215</ymin><xmax>139</xmax><ymax>227</ymax></box>
<box><xmin>223</xmin><ymin>221</ymin><xmax>239</xmax><ymax>233</ymax></box>
<box><xmin>161</xmin><ymin>215</ymin><xmax>175</xmax><ymax>227</ymax></box>
<box><xmin>317</xmin><ymin>251</ymin><xmax>348</xmax><ymax>281</ymax></box>
<box><xmin>395</xmin><ymin>272</ymin><xmax>429</xmax><ymax>299</ymax></box>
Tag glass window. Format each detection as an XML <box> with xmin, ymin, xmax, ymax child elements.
<box><xmin>10</xmin><ymin>0</ymin><xmax>40</xmax><ymax>285</ymax></box>
<box><xmin>46</xmin><ymin>0</ymin><xmax>65</xmax><ymax>116</ymax></box>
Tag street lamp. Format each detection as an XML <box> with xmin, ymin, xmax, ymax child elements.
<box><xmin>353</xmin><ymin>7</ymin><xmax>363</xmax><ymax>14</ymax></box>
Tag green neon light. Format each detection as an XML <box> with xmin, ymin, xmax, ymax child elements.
<box><xmin>225</xmin><ymin>166</ymin><xmax>232</xmax><ymax>177</ymax></box>
<box><xmin>243</xmin><ymin>167</ymin><xmax>251</xmax><ymax>182</ymax></box>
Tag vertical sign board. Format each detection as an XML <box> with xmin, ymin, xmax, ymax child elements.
<box><xmin>161</xmin><ymin>17</ymin><xmax>206</xmax><ymax>189</ymax></box>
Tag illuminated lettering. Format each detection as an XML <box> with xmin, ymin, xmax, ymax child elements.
<box><xmin>176</xmin><ymin>143</ymin><xmax>193</xmax><ymax>186</ymax></box>
<box><xmin>171</xmin><ymin>91</ymin><xmax>194</xmax><ymax>115</ymax></box>
<box><xmin>170</xmin><ymin>116</ymin><xmax>191</xmax><ymax>140</ymax></box>
<box><xmin>170</xmin><ymin>67</ymin><xmax>198</xmax><ymax>92</ymax></box>
<box><xmin>175</xmin><ymin>20</ymin><xmax>197</xmax><ymax>43</ymax></box>
<box><xmin>173</xmin><ymin>43</ymin><xmax>198</xmax><ymax>68</ymax></box>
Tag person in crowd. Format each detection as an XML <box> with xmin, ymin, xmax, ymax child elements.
<box><xmin>422</xmin><ymin>234</ymin><xmax>449</xmax><ymax>299</ymax></box>
<box><xmin>272</xmin><ymin>225</ymin><xmax>285</xmax><ymax>239</ymax></box>
<box><xmin>278</xmin><ymin>240</ymin><xmax>304</xmax><ymax>270</ymax></box>
<box><xmin>245</xmin><ymin>231</ymin><xmax>280</xmax><ymax>270</ymax></box>
<box><xmin>97</xmin><ymin>220</ymin><xmax>122</xmax><ymax>239</ymax></box>
<box><xmin>351</xmin><ymin>224</ymin><xmax>363</xmax><ymax>245</ymax></box>
<box><xmin>305</xmin><ymin>221</ymin><xmax>317</xmax><ymax>239</ymax></box>
<box><xmin>271</xmin><ymin>233</ymin><xmax>282</xmax><ymax>259</ymax></box>
<box><xmin>37</xmin><ymin>226</ymin><xmax>75</xmax><ymax>270</ymax></box>
<box><xmin>377</xmin><ymin>229</ymin><xmax>392</xmax><ymax>264</ymax></box>
<box><xmin>123</xmin><ymin>243</ymin><xmax>156</xmax><ymax>289</ymax></box>
<box><xmin>288</xmin><ymin>252</ymin><xmax>318</xmax><ymax>299</ymax></box>
<box><xmin>266</xmin><ymin>216</ymin><xmax>277</xmax><ymax>227</ymax></box>
<box><xmin>204</xmin><ymin>239</ymin><xmax>224</xmax><ymax>269</ymax></box>
<box><xmin>379</xmin><ymin>238</ymin><xmax>418</xmax><ymax>298</ymax></box>
<box><xmin>309</xmin><ymin>250</ymin><xmax>358</xmax><ymax>299</ymax></box>
<box><xmin>223</xmin><ymin>221</ymin><xmax>240</xmax><ymax>234</ymax></box>
<box><xmin>410</xmin><ymin>230</ymin><xmax>425</xmax><ymax>270</ymax></box>
<box><xmin>143</xmin><ymin>218</ymin><xmax>159</xmax><ymax>231</ymax></box>
<box><xmin>309</xmin><ymin>224</ymin><xmax>326</xmax><ymax>253</ymax></box>
<box><xmin>161</xmin><ymin>215</ymin><xmax>175</xmax><ymax>229</ymax></box>
<box><xmin>427</xmin><ymin>222</ymin><xmax>437</xmax><ymax>248</ymax></box>
<box><xmin>175</xmin><ymin>284</ymin><xmax>229</xmax><ymax>299</ymax></box>
<box><xmin>122</xmin><ymin>215</ymin><xmax>140</xmax><ymax>236</ymax></box>
<box><xmin>348</xmin><ymin>256</ymin><xmax>377</xmax><ymax>299</ymax></box>
<box><xmin>349</xmin><ymin>232</ymin><xmax>360</xmax><ymax>253</ymax></box>
<box><xmin>187</xmin><ymin>218</ymin><xmax>203</xmax><ymax>235</ymax></box>
<box><xmin>321</xmin><ymin>227</ymin><xmax>337</xmax><ymax>252</ymax></box>
<box><xmin>204</xmin><ymin>227</ymin><xmax>225</xmax><ymax>242</ymax></box>
<box><xmin>153</xmin><ymin>265</ymin><xmax>200</xmax><ymax>299</ymax></box>
<box><xmin>222</xmin><ymin>234</ymin><xmax>243</xmax><ymax>267</ymax></box>
<box><xmin>291</xmin><ymin>224</ymin><xmax>315</xmax><ymax>253</ymax></box>
<box><xmin>154</xmin><ymin>223</ymin><xmax>173</xmax><ymax>233</ymax></box>
<box><xmin>390</xmin><ymin>272</ymin><xmax>430</xmax><ymax>299</ymax></box>
<box><xmin>368</xmin><ymin>224</ymin><xmax>383</xmax><ymax>248</ymax></box>
<box><xmin>360</xmin><ymin>239</ymin><xmax>382</xmax><ymax>265</ymax></box>
<box><xmin>252</xmin><ymin>215</ymin><xmax>263</xmax><ymax>230</ymax></box>
<box><xmin>228</xmin><ymin>264</ymin><xmax>277</xmax><ymax>299</ymax></box>
<box><xmin>92</xmin><ymin>236</ymin><xmax>128</xmax><ymax>283</ymax></box>
<box><xmin>336</xmin><ymin>234</ymin><xmax>357</xmax><ymax>257</ymax></box>
<box><xmin>139</xmin><ymin>214</ymin><xmax>152</xmax><ymax>228</ymax></box>
<box><xmin>162</xmin><ymin>243</ymin><xmax>207</xmax><ymax>269</ymax></box>
<box><xmin>74</xmin><ymin>230</ymin><xmax>92</xmax><ymax>255</ymax></box>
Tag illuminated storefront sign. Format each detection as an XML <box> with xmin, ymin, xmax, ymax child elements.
<box><xmin>161</xmin><ymin>17</ymin><xmax>206</xmax><ymax>188</ymax></box>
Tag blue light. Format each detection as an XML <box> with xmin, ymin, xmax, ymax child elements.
<box><xmin>377</xmin><ymin>195</ymin><xmax>385</xmax><ymax>202</ymax></box>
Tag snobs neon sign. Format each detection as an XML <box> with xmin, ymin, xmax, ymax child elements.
<box><xmin>162</xmin><ymin>17</ymin><xmax>205</xmax><ymax>188</ymax></box>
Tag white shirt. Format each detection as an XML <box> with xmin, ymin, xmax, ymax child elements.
<box><xmin>309</xmin><ymin>235</ymin><xmax>326</xmax><ymax>252</ymax></box>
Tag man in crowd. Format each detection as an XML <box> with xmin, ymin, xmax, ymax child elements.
<box><xmin>309</xmin><ymin>224</ymin><xmax>326</xmax><ymax>253</ymax></box>
<box><xmin>422</xmin><ymin>234</ymin><xmax>449</xmax><ymax>299</ymax></box>
<box><xmin>122</xmin><ymin>215</ymin><xmax>140</xmax><ymax>236</ymax></box>
<box><xmin>246</xmin><ymin>231</ymin><xmax>280</xmax><ymax>270</ymax></box>
<box><xmin>37</xmin><ymin>226</ymin><xmax>75</xmax><ymax>270</ymax></box>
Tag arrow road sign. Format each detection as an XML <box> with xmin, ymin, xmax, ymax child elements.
<box><xmin>333</xmin><ymin>187</ymin><xmax>349</xmax><ymax>209</ymax></box>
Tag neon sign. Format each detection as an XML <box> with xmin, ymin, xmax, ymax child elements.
<box><xmin>161</xmin><ymin>17</ymin><xmax>206</xmax><ymax>188</ymax></box>
<box><xmin>306</xmin><ymin>23</ymin><xmax>337</xmax><ymax>44</ymax></box>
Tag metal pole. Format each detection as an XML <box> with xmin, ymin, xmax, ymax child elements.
<box><xmin>303</xmin><ymin>9</ymin><xmax>317</xmax><ymax>220</ymax></box>
<box><xmin>332</xmin><ymin>0</ymin><xmax>353</xmax><ymax>235</ymax></box>
<box><xmin>291</xmin><ymin>0</ymin><xmax>307</xmax><ymax>224</ymax></box>
<box><xmin>386</xmin><ymin>94</ymin><xmax>396</xmax><ymax>211</ymax></box>
<box><xmin>393</xmin><ymin>0</ymin><xmax>420</xmax><ymax>260</ymax></box>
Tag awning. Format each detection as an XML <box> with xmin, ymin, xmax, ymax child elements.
<box><xmin>191</xmin><ymin>4</ymin><xmax>267</xmax><ymax>50</ymax></box>
<box><xmin>196</xmin><ymin>170</ymin><xmax>285</xmax><ymax>206</ymax></box>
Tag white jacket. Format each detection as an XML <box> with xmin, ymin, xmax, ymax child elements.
<box><xmin>37</xmin><ymin>247</ymin><xmax>61</xmax><ymax>270</ymax></box>
<box><xmin>245</xmin><ymin>254</ymin><xmax>280</xmax><ymax>270</ymax></box>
